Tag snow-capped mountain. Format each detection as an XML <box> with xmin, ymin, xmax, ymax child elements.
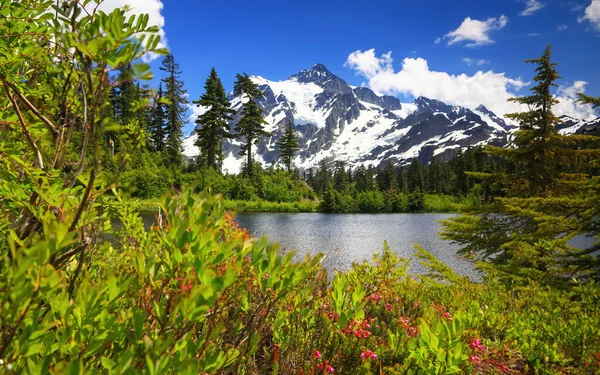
<box><xmin>183</xmin><ymin>64</ymin><xmax>597</xmax><ymax>173</ymax></box>
<box><xmin>557</xmin><ymin>115</ymin><xmax>600</xmax><ymax>136</ymax></box>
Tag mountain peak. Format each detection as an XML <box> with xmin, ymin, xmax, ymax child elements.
<box><xmin>475</xmin><ymin>104</ymin><xmax>495</xmax><ymax>116</ymax></box>
<box><xmin>289</xmin><ymin>64</ymin><xmax>352</xmax><ymax>95</ymax></box>
<box><xmin>311</xmin><ymin>63</ymin><xmax>329</xmax><ymax>72</ymax></box>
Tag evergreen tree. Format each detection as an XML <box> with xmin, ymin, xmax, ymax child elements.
<box><xmin>148</xmin><ymin>83</ymin><xmax>167</xmax><ymax>152</ymax></box>
<box><xmin>427</xmin><ymin>157</ymin><xmax>444</xmax><ymax>194</ymax></box>
<box><xmin>233</xmin><ymin>73</ymin><xmax>269</xmax><ymax>176</ymax></box>
<box><xmin>407</xmin><ymin>158</ymin><xmax>425</xmax><ymax>193</ymax></box>
<box><xmin>277</xmin><ymin>122</ymin><xmax>300</xmax><ymax>172</ymax></box>
<box><xmin>311</xmin><ymin>159</ymin><xmax>332</xmax><ymax>196</ymax></box>
<box><xmin>333</xmin><ymin>161</ymin><xmax>349</xmax><ymax>192</ymax></box>
<box><xmin>194</xmin><ymin>68</ymin><xmax>235</xmax><ymax>171</ymax></box>
<box><xmin>110</xmin><ymin>64</ymin><xmax>138</xmax><ymax>126</ymax></box>
<box><xmin>397</xmin><ymin>167</ymin><xmax>409</xmax><ymax>194</ymax></box>
<box><xmin>107</xmin><ymin>65</ymin><xmax>148</xmax><ymax>153</ymax></box>
<box><xmin>577</xmin><ymin>93</ymin><xmax>600</xmax><ymax>110</ymax></box>
<box><xmin>442</xmin><ymin>45</ymin><xmax>600</xmax><ymax>284</ymax></box>
<box><xmin>354</xmin><ymin>166</ymin><xmax>368</xmax><ymax>193</ymax></box>
<box><xmin>160</xmin><ymin>54</ymin><xmax>189</xmax><ymax>167</ymax></box>
<box><xmin>377</xmin><ymin>161</ymin><xmax>398</xmax><ymax>192</ymax></box>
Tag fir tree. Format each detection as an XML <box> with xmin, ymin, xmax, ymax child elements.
<box><xmin>427</xmin><ymin>157</ymin><xmax>444</xmax><ymax>194</ymax></box>
<box><xmin>160</xmin><ymin>54</ymin><xmax>189</xmax><ymax>167</ymax></box>
<box><xmin>194</xmin><ymin>68</ymin><xmax>235</xmax><ymax>171</ymax></box>
<box><xmin>149</xmin><ymin>83</ymin><xmax>167</xmax><ymax>152</ymax></box>
<box><xmin>277</xmin><ymin>122</ymin><xmax>300</xmax><ymax>172</ymax></box>
<box><xmin>333</xmin><ymin>161</ymin><xmax>349</xmax><ymax>192</ymax></box>
<box><xmin>442</xmin><ymin>46</ymin><xmax>600</xmax><ymax>284</ymax></box>
<box><xmin>577</xmin><ymin>93</ymin><xmax>600</xmax><ymax>110</ymax></box>
<box><xmin>407</xmin><ymin>158</ymin><xmax>425</xmax><ymax>193</ymax></box>
<box><xmin>378</xmin><ymin>162</ymin><xmax>398</xmax><ymax>192</ymax></box>
<box><xmin>233</xmin><ymin>73</ymin><xmax>269</xmax><ymax>176</ymax></box>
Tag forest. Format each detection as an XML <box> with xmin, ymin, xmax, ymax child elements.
<box><xmin>1</xmin><ymin>1</ymin><xmax>600</xmax><ymax>374</ymax></box>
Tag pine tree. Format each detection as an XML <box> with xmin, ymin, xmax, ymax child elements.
<box><xmin>277</xmin><ymin>122</ymin><xmax>300</xmax><ymax>172</ymax></box>
<box><xmin>377</xmin><ymin>162</ymin><xmax>398</xmax><ymax>192</ymax></box>
<box><xmin>233</xmin><ymin>73</ymin><xmax>269</xmax><ymax>176</ymax></box>
<box><xmin>442</xmin><ymin>46</ymin><xmax>600</xmax><ymax>284</ymax></box>
<box><xmin>149</xmin><ymin>83</ymin><xmax>167</xmax><ymax>152</ymax></box>
<box><xmin>194</xmin><ymin>68</ymin><xmax>235</xmax><ymax>171</ymax></box>
<box><xmin>427</xmin><ymin>157</ymin><xmax>444</xmax><ymax>194</ymax></box>
<box><xmin>333</xmin><ymin>161</ymin><xmax>349</xmax><ymax>192</ymax></box>
<box><xmin>577</xmin><ymin>93</ymin><xmax>600</xmax><ymax>109</ymax></box>
<box><xmin>160</xmin><ymin>54</ymin><xmax>189</xmax><ymax>167</ymax></box>
<box><xmin>407</xmin><ymin>158</ymin><xmax>425</xmax><ymax>193</ymax></box>
<box><xmin>397</xmin><ymin>167</ymin><xmax>409</xmax><ymax>194</ymax></box>
<box><xmin>110</xmin><ymin>64</ymin><xmax>138</xmax><ymax>126</ymax></box>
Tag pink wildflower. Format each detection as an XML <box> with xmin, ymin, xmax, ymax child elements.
<box><xmin>314</xmin><ymin>350</ymin><xmax>322</xmax><ymax>360</ymax></box>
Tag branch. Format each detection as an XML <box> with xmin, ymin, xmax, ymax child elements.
<box><xmin>3</xmin><ymin>79</ymin><xmax>59</xmax><ymax>137</ymax></box>
<box><xmin>3</xmin><ymin>82</ymin><xmax>45</xmax><ymax>169</ymax></box>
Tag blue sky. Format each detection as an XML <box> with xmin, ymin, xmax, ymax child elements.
<box><xmin>118</xmin><ymin>0</ymin><xmax>600</xmax><ymax>134</ymax></box>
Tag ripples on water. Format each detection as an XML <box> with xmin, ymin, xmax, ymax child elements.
<box><xmin>234</xmin><ymin>213</ymin><xmax>481</xmax><ymax>280</ymax></box>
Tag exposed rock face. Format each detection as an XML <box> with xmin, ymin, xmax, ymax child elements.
<box><xmin>183</xmin><ymin>64</ymin><xmax>597</xmax><ymax>173</ymax></box>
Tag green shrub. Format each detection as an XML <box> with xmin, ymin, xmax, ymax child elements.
<box><xmin>357</xmin><ymin>191</ymin><xmax>386</xmax><ymax>212</ymax></box>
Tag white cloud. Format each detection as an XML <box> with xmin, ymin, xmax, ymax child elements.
<box><xmin>520</xmin><ymin>0</ymin><xmax>546</xmax><ymax>16</ymax></box>
<box><xmin>555</xmin><ymin>81</ymin><xmax>597</xmax><ymax>118</ymax></box>
<box><xmin>463</xmin><ymin>57</ymin><xmax>490</xmax><ymax>66</ymax></box>
<box><xmin>557</xmin><ymin>24</ymin><xmax>568</xmax><ymax>31</ymax></box>
<box><xmin>528</xmin><ymin>32</ymin><xmax>541</xmax><ymax>36</ymax></box>
<box><xmin>92</xmin><ymin>0</ymin><xmax>167</xmax><ymax>61</ymax></box>
<box><xmin>345</xmin><ymin>49</ymin><xmax>596</xmax><ymax>120</ymax></box>
<box><xmin>441</xmin><ymin>15</ymin><xmax>508</xmax><ymax>47</ymax></box>
<box><xmin>580</xmin><ymin>0</ymin><xmax>600</xmax><ymax>29</ymax></box>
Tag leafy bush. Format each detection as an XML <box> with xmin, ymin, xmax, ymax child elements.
<box><xmin>357</xmin><ymin>191</ymin><xmax>386</xmax><ymax>212</ymax></box>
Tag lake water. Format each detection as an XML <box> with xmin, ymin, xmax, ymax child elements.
<box><xmin>132</xmin><ymin>211</ymin><xmax>595</xmax><ymax>281</ymax></box>
<box><xmin>234</xmin><ymin>212</ymin><xmax>480</xmax><ymax>279</ymax></box>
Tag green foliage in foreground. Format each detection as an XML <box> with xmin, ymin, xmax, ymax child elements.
<box><xmin>2</xmin><ymin>191</ymin><xmax>600</xmax><ymax>374</ymax></box>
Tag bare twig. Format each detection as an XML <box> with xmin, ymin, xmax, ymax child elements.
<box><xmin>3</xmin><ymin>79</ymin><xmax>59</xmax><ymax>137</ymax></box>
<box><xmin>3</xmin><ymin>82</ymin><xmax>45</xmax><ymax>169</ymax></box>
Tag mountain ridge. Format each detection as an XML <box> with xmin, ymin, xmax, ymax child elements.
<box><xmin>183</xmin><ymin>64</ymin><xmax>598</xmax><ymax>173</ymax></box>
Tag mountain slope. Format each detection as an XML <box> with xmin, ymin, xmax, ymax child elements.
<box><xmin>183</xmin><ymin>64</ymin><xmax>596</xmax><ymax>173</ymax></box>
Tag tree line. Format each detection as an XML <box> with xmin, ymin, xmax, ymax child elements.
<box><xmin>108</xmin><ymin>57</ymin><xmax>299</xmax><ymax>178</ymax></box>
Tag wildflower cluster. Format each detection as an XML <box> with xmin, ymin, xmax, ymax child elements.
<box><xmin>469</xmin><ymin>339</ymin><xmax>485</xmax><ymax>363</ymax></box>
<box><xmin>341</xmin><ymin>318</ymin><xmax>373</xmax><ymax>338</ymax></box>
<box><xmin>433</xmin><ymin>303</ymin><xmax>453</xmax><ymax>321</ymax></box>
<box><xmin>320</xmin><ymin>302</ymin><xmax>339</xmax><ymax>321</ymax></box>
<box><xmin>397</xmin><ymin>315</ymin><xmax>419</xmax><ymax>337</ymax></box>
<box><xmin>360</xmin><ymin>349</ymin><xmax>377</xmax><ymax>361</ymax></box>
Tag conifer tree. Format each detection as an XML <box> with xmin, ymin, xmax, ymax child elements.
<box><xmin>577</xmin><ymin>93</ymin><xmax>600</xmax><ymax>109</ymax></box>
<box><xmin>442</xmin><ymin>46</ymin><xmax>600</xmax><ymax>284</ymax></box>
<box><xmin>398</xmin><ymin>168</ymin><xmax>409</xmax><ymax>194</ymax></box>
<box><xmin>110</xmin><ymin>64</ymin><xmax>138</xmax><ymax>126</ymax></box>
<box><xmin>194</xmin><ymin>68</ymin><xmax>235</xmax><ymax>171</ymax></box>
<box><xmin>149</xmin><ymin>83</ymin><xmax>167</xmax><ymax>152</ymax></box>
<box><xmin>277</xmin><ymin>122</ymin><xmax>300</xmax><ymax>172</ymax></box>
<box><xmin>333</xmin><ymin>161</ymin><xmax>349</xmax><ymax>192</ymax></box>
<box><xmin>378</xmin><ymin>162</ymin><xmax>398</xmax><ymax>192</ymax></box>
<box><xmin>427</xmin><ymin>157</ymin><xmax>444</xmax><ymax>194</ymax></box>
<box><xmin>407</xmin><ymin>158</ymin><xmax>425</xmax><ymax>193</ymax></box>
<box><xmin>233</xmin><ymin>73</ymin><xmax>269</xmax><ymax>176</ymax></box>
<box><xmin>160</xmin><ymin>54</ymin><xmax>189</xmax><ymax>167</ymax></box>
